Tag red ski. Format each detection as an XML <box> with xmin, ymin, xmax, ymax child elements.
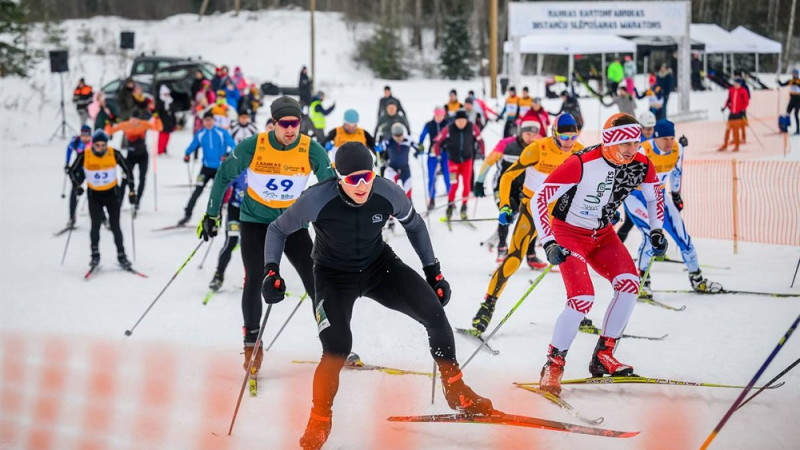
<box><xmin>387</xmin><ymin>410</ymin><xmax>638</xmax><ymax>438</ymax></box>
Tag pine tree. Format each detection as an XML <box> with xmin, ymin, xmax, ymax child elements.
<box><xmin>355</xmin><ymin>25</ymin><xmax>408</xmax><ymax>80</ymax></box>
<box><xmin>0</xmin><ymin>0</ymin><xmax>35</xmax><ymax>77</ymax></box>
<box><xmin>439</xmin><ymin>13</ymin><xmax>474</xmax><ymax>80</ymax></box>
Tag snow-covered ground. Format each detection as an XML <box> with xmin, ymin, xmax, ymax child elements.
<box><xmin>1</xmin><ymin>10</ymin><xmax>799</xmax><ymax>449</ymax></box>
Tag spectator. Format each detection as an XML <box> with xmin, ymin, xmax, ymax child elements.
<box><xmin>116</xmin><ymin>78</ymin><xmax>137</xmax><ymax>121</ymax></box>
<box><xmin>155</xmin><ymin>84</ymin><xmax>177</xmax><ymax>155</ymax></box>
<box><xmin>656</xmin><ymin>63</ymin><xmax>674</xmax><ymax>119</ymax></box>
<box><xmin>718</xmin><ymin>78</ymin><xmax>749</xmax><ymax>152</ymax></box>
<box><xmin>601</xmin><ymin>85</ymin><xmax>637</xmax><ymax>117</ymax></box>
<box><xmin>211</xmin><ymin>67</ymin><xmax>224</xmax><ymax>92</ymax></box>
<box><xmin>223</xmin><ymin>78</ymin><xmax>241</xmax><ymax>110</ymax></box>
<box><xmin>298</xmin><ymin>65</ymin><xmax>312</xmax><ymax>108</ymax></box>
<box><xmin>232</xmin><ymin>66</ymin><xmax>247</xmax><ymax>92</ymax></box>
<box><xmin>190</xmin><ymin>69</ymin><xmax>206</xmax><ymax>101</ymax></box>
<box><xmin>777</xmin><ymin>68</ymin><xmax>800</xmax><ymax>134</ymax></box>
<box><xmin>607</xmin><ymin>56</ymin><xmax>624</xmax><ymax>94</ymax></box>
<box><xmin>690</xmin><ymin>54</ymin><xmax>704</xmax><ymax>91</ymax></box>
<box><xmin>549</xmin><ymin>91</ymin><xmax>584</xmax><ymax>131</ymax></box>
<box><xmin>73</xmin><ymin>77</ymin><xmax>93</xmax><ymax>126</ymax></box>
<box><xmin>623</xmin><ymin>55</ymin><xmax>636</xmax><ymax>94</ymax></box>
<box><xmin>309</xmin><ymin>91</ymin><xmax>336</xmax><ymax>142</ymax></box>
<box><xmin>92</xmin><ymin>92</ymin><xmax>118</xmax><ymax>132</ymax></box>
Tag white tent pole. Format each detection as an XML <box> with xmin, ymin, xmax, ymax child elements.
<box><xmin>634</xmin><ymin>51</ymin><xmax>638</xmax><ymax>91</ymax></box>
<box><xmin>536</xmin><ymin>53</ymin><xmax>543</xmax><ymax>76</ymax></box>
<box><xmin>755</xmin><ymin>53</ymin><xmax>759</xmax><ymax>74</ymax></box>
<box><xmin>512</xmin><ymin>36</ymin><xmax>521</xmax><ymax>93</ymax></box>
<box><xmin>731</xmin><ymin>54</ymin><xmax>735</xmax><ymax>75</ymax></box>
<box><xmin>568</xmin><ymin>53</ymin><xmax>574</xmax><ymax>95</ymax></box>
<box><xmin>678</xmin><ymin>1</ymin><xmax>691</xmax><ymax>114</ymax></box>
<box><xmin>601</xmin><ymin>53</ymin><xmax>607</xmax><ymax>94</ymax></box>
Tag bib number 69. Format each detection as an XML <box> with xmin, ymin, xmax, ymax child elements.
<box><xmin>266</xmin><ymin>178</ymin><xmax>293</xmax><ymax>192</ymax></box>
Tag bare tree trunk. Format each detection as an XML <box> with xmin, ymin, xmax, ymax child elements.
<box><xmin>768</xmin><ymin>0</ymin><xmax>780</xmax><ymax>35</ymax></box>
<box><xmin>433</xmin><ymin>0</ymin><xmax>441</xmax><ymax>48</ymax></box>
<box><xmin>785</xmin><ymin>0</ymin><xmax>797</xmax><ymax>69</ymax></box>
<box><xmin>412</xmin><ymin>0</ymin><xmax>422</xmax><ymax>50</ymax></box>
<box><xmin>199</xmin><ymin>0</ymin><xmax>210</xmax><ymax>20</ymax></box>
<box><xmin>724</xmin><ymin>0</ymin><xmax>735</xmax><ymax>28</ymax></box>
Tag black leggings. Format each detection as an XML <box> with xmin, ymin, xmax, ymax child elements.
<box><xmin>88</xmin><ymin>188</ymin><xmax>124</xmax><ymax>255</ymax></box>
<box><xmin>310</xmin><ymin>247</ymin><xmax>458</xmax><ymax>416</ymax></box>
<box><xmin>239</xmin><ymin>221</ymin><xmax>316</xmax><ymax>334</ymax></box>
<box><xmin>69</xmin><ymin>185</ymin><xmax>79</xmax><ymax>221</ymax></box>
<box><xmin>617</xmin><ymin>210</ymin><xmax>635</xmax><ymax>242</ymax></box>
<box><xmin>215</xmin><ymin>204</ymin><xmax>241</xmax><ymax>276</ymax></box>
<box><xmin>184</xmin><ymin>166</ymin><xmax>217</xmax><ymax>217</ymax></box>
<box><xmin>120</xmin><ymin>146</ymin><xmax>148</xmax><ymax>203</ymax></box>
<box><xmin>787</xmin><ymin>96</ymin><xmax>800</xmax><ymax>131</ymax></box>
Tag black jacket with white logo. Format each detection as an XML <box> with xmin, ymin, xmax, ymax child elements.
<box><xmin>265</xmin><ymin>176</ymin><xmax>435</xmax><ymax>272</ymax></box>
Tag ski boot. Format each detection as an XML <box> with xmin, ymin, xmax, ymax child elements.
<box><xmin>243</xmin><ymin>328</ymin><xmax>264</xmax><ymax>373</ymax></box>
<box><xmin>299</xmin><ymin>410</ymin><xmax>332</xmax><ymax>450</ymax></box>
<box><xmin>90</xmin><ymin>249</ymin><xmax>100</xmax><ymax>268</ymax></box>
<box><xmin>471</xmin><ymin>295</ymin><xmax>497</xmax><ymax>335</ymax></box>
<box><xmin>209</xmin><ymin>272</ymin><xmax>224</xmax><ymax>291</ymax></box>
<box><xmin>526</xmin><ymin>254</ymin><xmax>548</xmax><ymax>270</ymax></box>
<box><xmin>589</xmin><ymin>336</ymin><xmax>634</xmax><ymax>378</ymax></box>
<box><xmin>689</xmin><ymin>270</ymin><xmax>723</xmax><ymax>293</ymax></box>
<box><xmin>177</xmin><ymin>213</ymin><xmax>191</xmax><ymax>227</ymax></box>
<box><xmin>445</xmin><ymin>202</ymin><xmax>455</xmax><ymax>221</ymax></box>
<box><xmin>638</xmin><ymin>269</ymin><xmax>653</xmax><ymax>300</ymax></box>
<box><xmin>345</xmin><ymin>352</ymin><xmax>363</xmax><ymax>367</ymax></box>
<box><xmin>539</xmin><ymin>344</ymin><xmax>568</xmax><ymax>395</ymax></box>
<box><xmin>496</xmin><ymin>245</ymin><xmax>508</xmax><ymax>263</ymax></box>
<box><xmin>441</xmin><ymin>370</ymin><xmax>494</xmax><ymax>415</ymax></box>
<box><xmin>117</xmin><ymin>252</ymin><xmax>132</xmax><ymax>271</ymax></box>
<box><xmin>460</xmin><ymin>203</ymin><xmax>468</xmax><ymax>220</ymax></box>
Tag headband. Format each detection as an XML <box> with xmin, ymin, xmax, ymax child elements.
<box><xmin>602</xmin><ymin>124</ymin><xmax>641</xmax><ymax>146</ymax></box>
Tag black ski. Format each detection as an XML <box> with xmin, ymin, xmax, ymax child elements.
<box><xmin>53</xmin><ymin>226</ymin><xmax>76</xmax><ymax>237</ymax></box>
<box><xmin>455</xmin><ymin>328</ymin><xmax>500</xmax><ymax>355</ymax></box>
<box><xmin>152</xmin><ymin>224</ymin><xmax>188</xmax><ymax>232</ymax></box>
<box><xmin>653</xmin><ymin>289</ymin><xmax>800</xmax><ymax>298</ymax></box>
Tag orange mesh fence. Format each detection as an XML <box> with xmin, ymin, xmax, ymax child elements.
<box><xmin>682</xmin><ymin>160</ymin><xmax>800</xmax><ymax>249</ymax></box>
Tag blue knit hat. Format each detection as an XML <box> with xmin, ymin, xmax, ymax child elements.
<box><xmin>92</xmin><ymin>130</ymin><xmax>109</xmax><ymax>143</ymax></box>
<box><xmin>653</xmin><ymin>119</ymin><xmax>675</xmax><ymax>138</ymax></box>
<box><xmin>343</xmin><ymin>109</ymin><xmax>359</xmax><ymax>124</ymax></box>
<box><xmin>554</xmin><ymin>113</ymin><xmax>578</xmax><ymax>133</ymax></box>
<box><xmin>80</xmin><ymin>125</ymin><xmax>92</xmax><ymax>134</ymax></box>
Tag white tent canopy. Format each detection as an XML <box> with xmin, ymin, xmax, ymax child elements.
<box><xmin>689</xmin><ymin>23</ymin><xmax>756</xmax><ymax>54</ymax></box>
<box><xmin>731</xmin><ymin>26</ymin><xmax>782</xmax><ymax>54</ymax></box>
<box><xmin>503</xmin><ymin>33</ymin><xmax>637</xmax><ymax>55</ymax></box>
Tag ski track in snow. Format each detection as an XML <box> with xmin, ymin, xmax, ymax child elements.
<box><xmin>1</xmin><ymin>9</ymin><xmax>799</xmax><ymax>450</ymax></box>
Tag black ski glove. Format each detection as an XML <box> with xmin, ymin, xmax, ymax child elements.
<box><xmin>473</xmin><ymin>182</ymin><xmax>486</xmax><ymax>198</ymax></box>
<box><xmin>671</xmin><ymin>192</ymin><xmax>684</xmax><ymax>211</ymax></box>
<box><xmin>544</xmin><ymin>240</ymin><xmax>570</xmax><ymax>265</ymax></box>
<box><xmin>75</xmin><ymin>185</ymin><xmax>84</xmax><ymax>196</ymax></box>
<box><xmin>650</xmin><ymin>229</ymin><xmax>668</xmax><ymax>256</ymax></box>
<box><xmin>423</xmin><ymin>260</ymin><xmax>451</xmax><ymax>307</ymax></box>
<box><xmin>678</xmin><ymin>135</ymin><xmax>688</xmax><ymax>147</ymax></box>
<box><xmin>261</xmin><ymin>263</ymin><xmax>286</xmax><ymax>304</ymax></box>
<box><xmin>64</xmin><ymin>165</ymin><xmax>70</xmax><ymax>174</ymax></box>
<box><xmin>128</xmin><ymin>191</ymin><xmax>137</xmax><ymax>206</ymax></box>
<box><xmin>197</xmin><ymin>214</ymin><xmax>220</xmax><ymax>241</ymax></box>
<box><xmin>183</xmin><ymin>154</ymin><xmax>190</xmax><ymax>163</ymax></box>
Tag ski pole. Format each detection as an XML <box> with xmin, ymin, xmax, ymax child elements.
<box><xmin>431</xmin><ymin>361</ymin><xmax>437</xmax><ymax>404</ymax></box>
<box><xmin>462</xmin><ymin>265</ymin><xmax>553</xmax><ymax>370</ymax></box>
<box><xmin>791</xmin><ymin>255</ymin><xmax>800</xmax><ymax>288</ymax></box>
<box><xmin>228</xmin><ymin>304</ymin><xmax>273</xmax><ymax>435</ymax></box>
<box><xmin>700</xmin><ymin>312</ymin><xmax>800</xmax><ymax>450</ymax></box>
<box><xmin>130</xmin><ymin>211</ymin><xmax>136</xmax><ymax>261</ymax></box>
<box><xmin>197</xmin><ymin>236</ymin><xmax>215</xmax><ymax>269</ymax></box>
<box><xmin>61</xmin><ymin>173</ymin><xmax>68</xmax><ymax>198</ymax></box>
<box><xmin>264</xmin><ymin>292</ymin><xmax>308</xmax><ymax>352</ymax></box>
<box><xmin>638</xmin><ymin>256</ymin><xmax>655</xmax><ymax>297</ymax></box>
<box><xmin>125</xmin><ymin>241</ymin><xmax>204</xmax><ymax>337</ymax></box>
<box><xmin>60</xmin><ymin>224</ymin><xmax>74</xmax><ymax>266</ymax></box>
<box><xmin>735</xmin><ymin>356</ymin><xmax>800</xmax><ymax>411</ymax></box>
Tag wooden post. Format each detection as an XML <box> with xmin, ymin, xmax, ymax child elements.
<box><xmin>198</xmin><ymin>0</ymin><xmax>210</xmax><ymax>20</ymax></box>
<box><xmin>732</xmin><ymin>159</ymin><xmax>739</xmax><ymax>254</ymax></box>
<box><xmin>310</xmin><ymin>0</ymin><xmax>316</xmax><ymax>94</ymax></box>
<box><xmin>489</xmin><ymin>0</ymin><xmax>497</xmax><ymax>99</ymax></box>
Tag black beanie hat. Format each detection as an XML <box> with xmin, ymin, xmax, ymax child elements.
<box><xmin>335</xmin><ymin>142</ymin><xmax>374</xmax><ymax>175</ymax></box>
<box><xmin>454</xmin><ymin>109</ymin><xmax>468</xmax><ymax>120</ymax></box>
<box><xmin>270</xmin><ymin>96</ymin><xmax>302</xmax><ymax>120</ymax></box>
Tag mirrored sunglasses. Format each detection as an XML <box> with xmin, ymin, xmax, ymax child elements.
<box><xmin>339</xmin><ymin>171</ymin><xmax>376</xmax><ymax>186</ymax></box>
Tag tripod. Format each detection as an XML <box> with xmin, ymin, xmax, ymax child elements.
<box><xmin>50</xmin><ymin>73</ymin><xmax>77</xmax><ymax>141</ymax></box>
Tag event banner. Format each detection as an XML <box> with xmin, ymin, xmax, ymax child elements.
<box><xmin>508</xmin><ymin>1</ymin><xmax>689</xmax><ymax>37</ymax></box>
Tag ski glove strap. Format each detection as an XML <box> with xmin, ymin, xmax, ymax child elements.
<box><xmin>262</xmin><ymin>263</ymin><xmax>286</xmax><ymax>304</ymax></box>
<box><xmin>650</xmin><ymin>229</ymin><xmax>668</xmax><ymax>256</ymax></box>
<box><xmin>423</xmin><ymin>260</ymin><xmax>452</xmax><ymax>307</ymax></box>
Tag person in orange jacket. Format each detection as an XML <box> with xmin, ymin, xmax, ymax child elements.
<box><xmin>73</xmin><ymin>78</ymin><xmax>93</xmax><ymax>126</ymax></box>
<box><xmin>106</xmin><ymin>110</ymin><xmax>162</xmax><ymax>214</ymax></box>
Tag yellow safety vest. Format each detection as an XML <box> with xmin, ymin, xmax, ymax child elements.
<box><xmin>246</xmin><ymin>133</ymin><xmax>313</xmax><ymax>208</ymax></box>
<box><xmin>309</xmin><ymin>100</ymin><xmax>326</xmax><ymax>129</ymax></box>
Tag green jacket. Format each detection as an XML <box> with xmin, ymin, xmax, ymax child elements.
<box><xmin>607</xmin><ymin>61</ymin><xmax>624</xmax><ymax>83</ymax></box>
<box><xmin>206</xmin><ymin>132</ymin><xmax>335</xmax><ymax>223</ymax></box>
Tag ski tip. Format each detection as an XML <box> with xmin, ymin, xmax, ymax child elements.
<box><xmin>618</xmin><ymin>430</ymin><xmax>640</xmax><ymax>438</ymax></box>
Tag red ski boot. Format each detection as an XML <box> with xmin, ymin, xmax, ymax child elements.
<box><xmin>589</xmin><ymin>336</ymin><xmax>634</xmax><ymax>377</ymax></box>
<box><xmin>299</xmin><ymin>410</ymin><xmax>332</xmax><ymax>450</ymax></box>
<box><xmin>441</xmin><ymin>370</ymin><xmax>494</xmax><ymax>415</ymax></box>
<box><xmin>539</xmin><ymin>344</ymin><xmax>567</xmax><ymax>395</ymax></box>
